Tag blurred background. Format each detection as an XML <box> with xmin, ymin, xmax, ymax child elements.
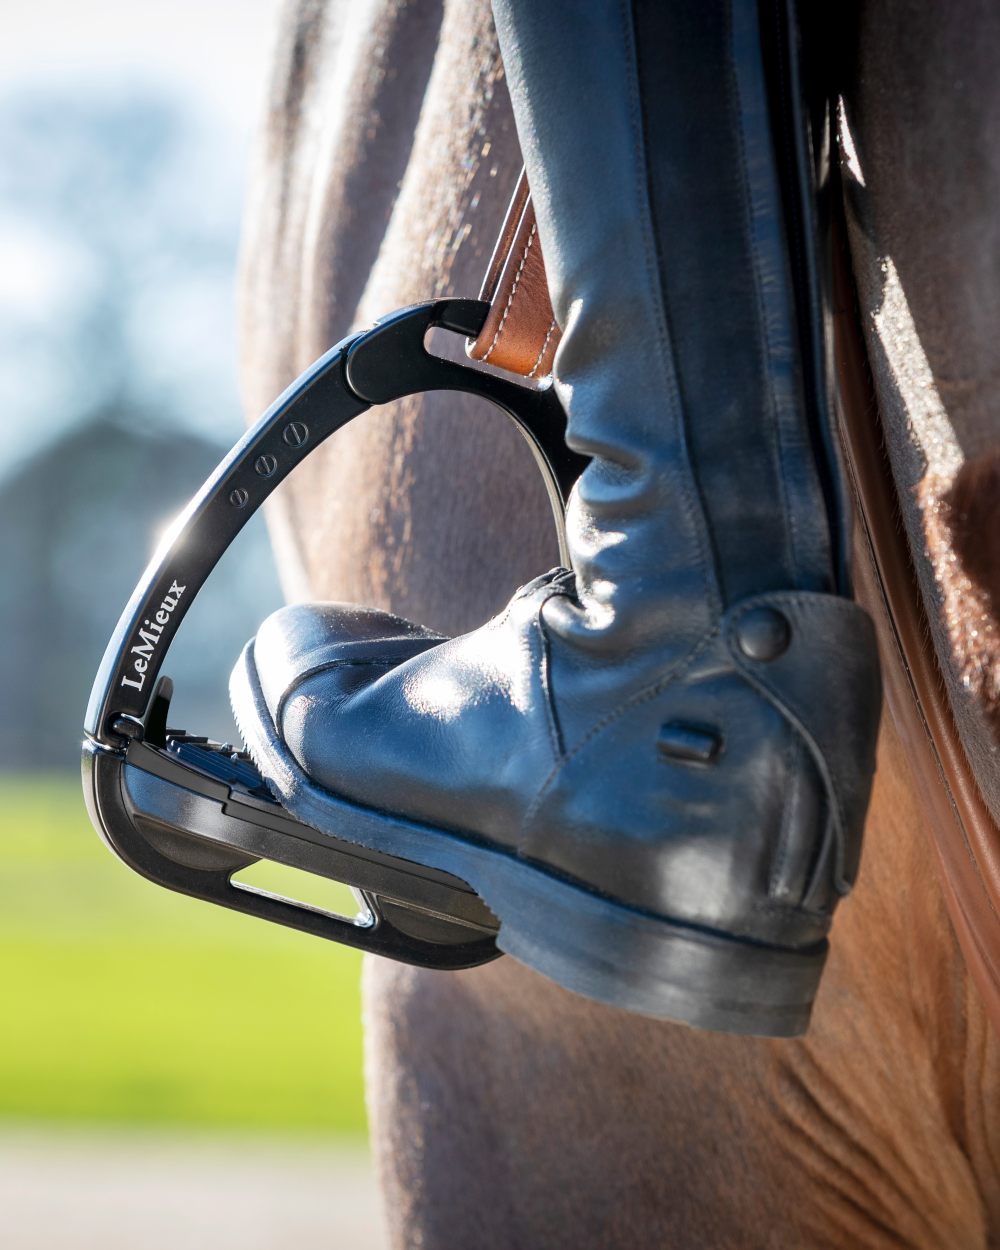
<box><xmin>0</xmin><ymin>3</ymin><xmax>383</xmax><ymax>1245</ymax></box>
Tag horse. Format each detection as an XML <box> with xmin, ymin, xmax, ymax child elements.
<box><xmin>238</xmin><ymin>2</ymin><xmax>1000</xmax><ymax>1244</ymax></box>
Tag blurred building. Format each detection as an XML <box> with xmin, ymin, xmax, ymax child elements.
<box><xmin>0</xmin><ymin>413</ymin><xmax>280</xmax><ymax>766</ymax></box>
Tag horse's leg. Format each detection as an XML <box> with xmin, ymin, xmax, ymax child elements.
<box><xmin>239</xmin><ymin>0</ymin><xmax>556</xmax><ymax>624</ymax></box>
<box><xmin>367</xmin><ymin>716</ymin><xmax>994</xmax><ymax>1250</ymax></box>
<box><xmin>240</xmin><ymin>3</ymin><xmax>1000</xmax><ymax>1246</ymax></box>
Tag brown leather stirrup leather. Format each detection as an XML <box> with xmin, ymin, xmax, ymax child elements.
<box><xmin>466</xmin><ymin>169</ymin><xmax>561</xmax><ymax>378</ymax></box>
<box><xmin>474</xmin><ymin>171</ymin><xmax>1000</xmax><ymax>1034</ymax></box>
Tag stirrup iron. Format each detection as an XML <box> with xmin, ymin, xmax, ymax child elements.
<box><xmin>82</xmin><ymin>299</ymin><xmax>583</xmax><ymax>969</ymax></box>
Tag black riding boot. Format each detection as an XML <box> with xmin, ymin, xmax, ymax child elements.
<box><xmin>230</xmin><ymin>0</ymin><xmax>880</xmax><ymax>1036</ymax></box>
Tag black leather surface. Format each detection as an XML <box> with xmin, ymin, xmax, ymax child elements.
<box><xmin>236</xmin><ymin>0</ymin><xmax>881</xmax><ymax>957</ymax></box>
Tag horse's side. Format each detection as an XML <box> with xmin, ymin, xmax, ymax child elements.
<box><xmin>239</xmin><ymin>2</ymin><xmax>1000</xmax><ymax>1244</ymax></box>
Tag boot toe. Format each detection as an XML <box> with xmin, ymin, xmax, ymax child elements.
<box><xmin>240</xmin><ymin>602</ymin><xmax>446</xmax><ymax>733</ymax></box>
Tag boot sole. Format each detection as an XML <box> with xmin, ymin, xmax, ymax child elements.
<box><xmin>231</xmin><ymin>642</ymin><xmax>826</xmax><ymax>1037</ymax></box>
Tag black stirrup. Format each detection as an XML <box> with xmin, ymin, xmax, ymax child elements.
<box><xmin>82</xmin><ymin>299</ymin><xmax>583</xmax><ymax>969</ymax></box>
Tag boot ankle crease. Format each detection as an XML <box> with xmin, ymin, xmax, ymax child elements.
<box><xmin>520</xmin><ymin>621</ymin><xmax>723</xmax><ymax>844</ymax></box>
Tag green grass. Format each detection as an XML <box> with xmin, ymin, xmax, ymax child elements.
<box><xmin>0</xmin><ymin>775</ymin><xmax>367</xmax><ymax>1134</ymax></box>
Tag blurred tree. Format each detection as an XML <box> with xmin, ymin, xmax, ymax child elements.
<box><xmin>0</xmin><ymin>85</ymin><xmax>283</xmax><ymax>768</ymax></box>
<box><xmin>0</xmin><ymin>86</ymin><xmax>249</xmax><ymax>471</ymax></box>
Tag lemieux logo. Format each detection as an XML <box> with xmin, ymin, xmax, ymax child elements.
<box><xmin>119</xmin><ymin>580</ymin><xmax>186</xmax><ymax>692</ymax></box>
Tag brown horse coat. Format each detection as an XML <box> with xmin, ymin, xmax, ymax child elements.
<box><xmin>239</xmin><ymin>2</ymin><xmax>1000</xmax><ymax>1244</ymax></box>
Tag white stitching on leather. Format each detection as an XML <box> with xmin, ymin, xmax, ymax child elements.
<box><xmin>527</xmin><ymin>317</ymin><xmax>558</xmax><ymax>378</ymax></box>
<box><xmin>481</xmin><ymin>222</ymin><xmax>537</xmax><ymax>362</ymax></box>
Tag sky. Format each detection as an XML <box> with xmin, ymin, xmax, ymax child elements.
<box><xmin>0</xmin><ymin>1</ymin><xmax>280</xmax><ymax>132</ymax></box>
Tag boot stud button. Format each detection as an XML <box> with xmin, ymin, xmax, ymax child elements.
<box><xmin>736</xmin><ymin>606</ymin><xmax>790</xmax><ymax>661</ymax></box>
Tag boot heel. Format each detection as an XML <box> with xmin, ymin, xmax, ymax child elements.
<box><xmin>490</xmin><ymin>867</ymin><xmax>826</xmax><ymax>1038</ymax></box>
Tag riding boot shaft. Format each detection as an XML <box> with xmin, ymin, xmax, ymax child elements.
<box><xmin>496</xmin><ymin>0</ymin><xmax>838</xmax><ymax>659</ymax></box>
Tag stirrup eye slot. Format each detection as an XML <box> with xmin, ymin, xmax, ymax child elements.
<box><xmin>231</xmin><ymin>860</ymin><xmax>374</xmax><ymax>927</ymax></box>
